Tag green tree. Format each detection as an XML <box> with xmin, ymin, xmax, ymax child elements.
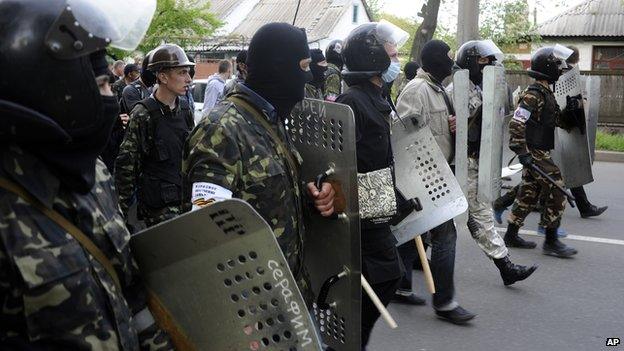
<box><xmin>109</xmin><ymin>0</ymin><xmax>221</xmax><ymax>59</ymax></box>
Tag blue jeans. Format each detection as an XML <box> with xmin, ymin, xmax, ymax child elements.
<box><xmin>429</xmin><ymin>219</ymin><xmax>457</xmax><ymax>309</ymax></box>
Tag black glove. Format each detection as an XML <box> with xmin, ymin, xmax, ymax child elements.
<box><xmin>518</xmin><ymin>153</ymin><xmax>533</xmax><ymax>167</ymax></box>
<box><xmin>564</xmin><ymin>94</ymin><xmax>586</xmax><ymax>135</ymax></box>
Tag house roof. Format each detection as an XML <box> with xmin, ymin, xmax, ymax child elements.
<box><xmin>232</xmin><ymin>0</ymin><xmax>351</xmax><ymax>43</ymax></box>
<box><xmin>538</xmin><ymin>0</ymin><xmax>624</xmax><ymax>38</ymax></box>
<box><xmin>202</xmin><ymin>0</ymin><xmax>240</xmax><ymax>20</ymax></box>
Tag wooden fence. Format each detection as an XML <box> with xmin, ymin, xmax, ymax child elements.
<box><xmin>506</xmin><ymin>70</ymin><xmax>624</xmax><ymax>125</ymax></box>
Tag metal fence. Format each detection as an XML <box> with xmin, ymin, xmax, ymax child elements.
<box><xmin>506</xmin><ymin>70</ymin><xmax>624</xmax><ymax>125</ymax></box>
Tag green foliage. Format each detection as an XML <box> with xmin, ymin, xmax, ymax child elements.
<box><xmin>108</xmin><ymin>0</ymin><xmax>221</xmax><ymax>60</ymax></box>
<box><xmin>596</xmin><ymin>130</ymin><xmax>624</xmax><ymax>152</ymax></box>
<box><xmin>479</xmin><ymin>0</ymin><xmax>540</xmax><ymax>49</ymax></box>
<box><xmin>366</xmin><ymin>0</ymin><xmax>382</xmax><ymax>21</ymax></box>
<box><xmin>379</xmin><ymin>13</ymin><xmax>420</xmax><ymax>60</ymax></box>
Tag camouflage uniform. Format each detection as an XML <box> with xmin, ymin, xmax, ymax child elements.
<box><xmin>0</xmin><ymin>145</ymin><xmax>171</xmax><ymax>350</ymax></box>
<box><xmin>182</xmin><ymin>83</ymin><xmax>311</xmax><ymax>299</ymax></box>
<box><xmin>304</xmin><ymin>83</ymin><xmax>324</xmax><ymax>100</ymax></box>
<box><xmin>508</xmin><ymin>83</ymin><xmax>573</xmax><ymax>229</ymax></box>
<box><xmin>324</xmin><ymin>63</ymin><xmax>342</xmax><ymax>101</ymax></box>
<box><xmin>115</xmin><ymin>97</ymin><xmax>192</xmax><ymax>227</ymax></box>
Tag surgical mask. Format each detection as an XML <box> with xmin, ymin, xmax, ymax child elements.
<box><xmin>382</xmin><ymin>60</ymin><xmax>401</xmax><ymax>83</ymax></box>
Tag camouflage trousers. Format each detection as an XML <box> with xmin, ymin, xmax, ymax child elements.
<box><xmin>467</xmin><ymin>158</ymin><xmax>508</xmax><ymax>259</ymax></box>
<box><xmin>508</xmin><ymin>151</ymin><xmax>566</xmax><ymax>229</ymax></box>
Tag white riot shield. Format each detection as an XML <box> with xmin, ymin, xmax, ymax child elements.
<box><xmin>287</xmin><ymin>99</ymin><xmax>360</xmax><ymax>350</ymax></box>
<box><xmin>552</xmin><ymin>66</ymin><xmax>594</xmax><ymax>187</ymax></box>
<box><xmin>390</xmin><ymin>120</ymin><xmax>468</xmax><ymax>246</ymax></box>
<box><xmin>130</xmin><ymin>199</ymin><xmax>322</xmax><ymax>351</ymax></box>
<box><xmin>585</xmin><ymin>75</ymin><xmax>601</xmax><ymax>161</ymax></box>
<box><xmin>452</xmin><ymin>69</ymin><xmax>470</xmax><ymax>226</ymax></box>
<box><xmin>477</xmin><ymin>65</ymin><xmax>507</xmax><ymax>203</ymax></box>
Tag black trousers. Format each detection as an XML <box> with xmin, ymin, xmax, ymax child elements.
<box><xmin>361</xmin><ymin>243</ymin><xmax>403</xmax><ymax>347</ymax></box>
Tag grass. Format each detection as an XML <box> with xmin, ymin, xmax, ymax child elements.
<box><xmin>596</xmin><ymin>130</ymin><xmax>624</xmax><ymax>152</ymax></box>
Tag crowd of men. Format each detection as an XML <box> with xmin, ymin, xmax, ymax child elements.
<box><xmin>0</xmin><ymin>0</ymin><xmax>608</xmax><ymax>350</ymax></box>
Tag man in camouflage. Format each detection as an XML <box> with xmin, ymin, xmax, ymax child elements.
<box><xmin>182</xmin><ymin>23</ymin><xmax>336</xmax><ymax>299</ymax></box>
<box><xmin>0</xmin><ymin>1</ymin><xmax>171</xmax><ymax>349</ymax></box>
<box><xmin>504</xmin><ymin>45</ymin><xmax>579</xmax><ymax>258</ymax></box>
<box><xmin>324</xmin><ymin>39</ymin><xmax>344</xmax><ymax>101</ymax></box>
<box><xmin>115</xmin><ymin>44</ymin><xmax>195</xmax><ymax>228</ymax></box>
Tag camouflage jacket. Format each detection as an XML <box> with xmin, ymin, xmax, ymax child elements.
<box><xmin>115</xmin><ymin>95</ymin><xmax>191</xmax><ymax>227</ymax></box>
<box><xmin>0</xmin><ymin>145</ymin><xmax>171</xmax><ymax>350</ymax></box>
<box><xmin>509</xmin><ymin>82</ymin><xmax>573</xmax><ymax>155</ymax></box>
<box><xmin>182</xmin><ymin>83</ymin><xmax>307</xmax><ymax>279</ymax></box>
<box><xmin>305</xmin><ymin>83</ymin><xmax>324</xmax><ymax>100</ymax></box>
<box><xmin>324</xmin><ymin>63</ymin><xmax>342</xmax><ymax>101</ymax></box>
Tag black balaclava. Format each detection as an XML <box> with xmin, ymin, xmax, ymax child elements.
<box><xmin>404</xmin><ymin>61</ymin><xmax>420</xmax><ymax>80</ymax></box>
<box><xmin>309</xmin><ymin>49</ymin><xmax>327</xmax><ymax>89</ymax></box>
<box><xmin>245</xmin><ymin>23</ymin><xmax>311</xmax><ymax>119</ymax></box>
<box><xmin>236</xmin><ymin>50</ymin><xmax>248</xmax><ymax>80</ymax></box>
<box><xmin>467</xmin><ymin>55</ymin><xmax>495</xmax><ymax>86</ymax></box>
<box><xmin>421</xmin><ymin>40</ymin><xmax>454</xmax><ymax>84</ymax></box>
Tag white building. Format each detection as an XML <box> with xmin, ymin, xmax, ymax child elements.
<box><xmin>515</xmin><ymin>0</ymin><xmax>624</xmax><ymax>71</ymax></box>
<box><xmin>199</xmin><ymin>0</ymin><xmax>372</xmax><ymax>54</ymax></box>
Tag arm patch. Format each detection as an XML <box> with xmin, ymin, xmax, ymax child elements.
<box><xmin>512</xmin><ymin>107</ymin><xmax>531</xmax><ymax>123</ymax></box>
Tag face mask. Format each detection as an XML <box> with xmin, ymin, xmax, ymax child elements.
<box><xmin>421</xmin><ymin>40</ymin><xmax>454</xmax><ymax>84</ymax></box>
<box><xmin>382</xmin><ymin>60</ymin><xmax>401</xmax><ymax>83</ymax></box>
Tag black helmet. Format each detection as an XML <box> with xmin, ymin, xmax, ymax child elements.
<box><xmin>147</xmin><ymin>43</ymin><xmax>195</xmax><ymax>72</ymax></box>
<box><xmin>140</xmin><ymin>49</ymin><xmax>157</xmax><ymax>87</ymax></box>
<box><xmin>0</xmin><ymin>0</ymin><xmax>155</xmax><ymax>143</ymax></box>
<box><xmin>528</xmin><ymin>45</ymin><xmax>574</xmax><ymax>83</ymax></box>
<box><xmin>325</xmin><ymin>39</ymin><xmax>344</xmax><ymax>67</ymax></box>
<box><xmin>455</xmin><ymin>39</ymin><xmax>503</xmax><ymax>85</ymax></box>
<box><xmin>342</xmin><ymin>20</ymin><xmax>409</xmax><ymax>81</ymax></box>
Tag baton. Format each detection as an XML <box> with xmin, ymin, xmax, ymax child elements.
<box><xmin>414</xmin><ymin>236</ymin><xmax>436</xmax><ymax>294</ymax></box>
<box><xmin>529</xmin><ymin>163</ymin><xmax>576</xmax><ymax>207</ymax></box>
<box><xmin>361</xmin><ymin>275</ymin><xmax>398</xmax><ymax>329</ymax></box>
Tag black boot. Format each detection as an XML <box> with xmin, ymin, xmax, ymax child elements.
<box><xmin>543</xmin><ymin>227</ymin><xmax>577</xmax><ymax>258</ymax></box>
<box><xmin>493</xmin><ymin>255</ymin><xmax>538</xmax><ymax>286</ymax></box>
<box><xmin>504</xmin><ymin>223</ymin><xmax>537</xmax><ymax>249</ymax></box>
<box><xmin>571</xmin><ymin>186</ymin><xmax>608</xmax><ymax>218</ymax></box>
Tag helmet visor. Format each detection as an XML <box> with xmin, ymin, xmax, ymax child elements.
<box><xmin>553</xmin><ymin>44</ymin><xmax>574</xmax><ymax>70</ymax></box>
<box><xmin>68</xmin><ymin>0</ymin><xmax>156</xmax><ymax>51</ymax></box>
<box><xmin>375</xmin><ymin>20</ymin><xmax>409</xmax><ymax>50</ymax></box>
<box><xmin>476</xmin><ymin>39</ymin><xmax>504</xmax><ymax>64</ymax></box>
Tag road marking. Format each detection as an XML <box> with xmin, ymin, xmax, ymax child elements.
<box><xmin>494</xmin><ymin>227</ymin><xmax>624</xmax><ymax>246</ymax></box>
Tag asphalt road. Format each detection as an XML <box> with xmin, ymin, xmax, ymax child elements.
<box><xmin>368</xmin><ymin>161</ymin><xmax>624</xmax><ymax>351</ymax></box>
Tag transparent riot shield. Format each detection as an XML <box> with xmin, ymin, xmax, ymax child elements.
<box><xmin>452</xmin><ymin>69</ymin><xmax>471</xmax><ymax>226</ymax></box>
<box><xmin>130</xmin><ymin>199</ymin><xmax>322</xmax><ymax>351</ymax></box>
<box><xmin>286</xmin><ymin>99</ymin><xmax>360</xmax><ymax>350</ymax></box>
<box><xmin>390</xmin><ymin>119</ymin><xmax>468</xmax><ymax>246</ymax></box>
<box><xmin>552</xmin><ymin>66</ymin><xmax>593</xmax><ymax>187</ymax></box>
<box><xmin>477</xmin><ymin>65</ymin><xmax>506</xmax><ymax>203</ymax></box>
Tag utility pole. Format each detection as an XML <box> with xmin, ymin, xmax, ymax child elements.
<box><xmin>457</xmin><ymin>0</ymin><xmax>480</xmax><ymax>46</ymax></box>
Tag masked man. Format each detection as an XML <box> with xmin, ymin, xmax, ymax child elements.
<box><xmin>182</xmin><ymin>23</ymin><xmax>336</xmax><ymax>300</ymax></box>
<box><xmin>306</xmin><ymin>49</ymin><xmax>328</xmax><ymax>99</ymax></box>
<box><xmin>504</xmin><ymin>45</ymin><xmax>579</xmax><ymax>258</ymax></box>
<box><xmin>0</xmin><ymin>0</ymin><xmax>171</xmax><ymax>349</ymax></box>
<box><xmin>324</xmin><ymin>39</ymin><xmax>345</xmax><ymax>101</ymax></box>
<box><xmin>447</xmin><ymin>40</ymin><xmax>538</xmax><ymax>285</ymax></box>
<box><xmin>396</xmin><ymin>40</ymin><xmax>477</xmax><ymax>325</ymax></box>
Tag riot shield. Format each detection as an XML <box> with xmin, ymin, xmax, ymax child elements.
<box><xmin>552</xmin><ymin>66</ymin><xmax>593</xmax><ymax>187</ymax></box>
<box><xmin>585</xmin><ymin>75</ymin><xmax>601</xmax><ymax>161</ymax></box>
<box><xmin>477</xmin><ymin>65</ymin><xmax>507</xmax><ymax>203</ymax></box>
<box><xmin>130</xmin><ymin>200</ymin><xmax>322</xmax><ymax>351</ymax></box>
<box><xmin>286</xmin><ymin>99</ymin><xmax>361</xmax><ymax>350</ymax></box>
<box><xmin>390</xmin><ymin>120</ymin><xmax>468</xmax><ymax>246</ymax></box>
<box><xmin>452</xmin><ymin>69</ymin><xmax>470</xmax><ymax>226</ymax></box>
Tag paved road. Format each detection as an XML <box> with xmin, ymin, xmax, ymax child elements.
<box><xmin>368</xmin><ymin>161</ymin><xmax>624</xmax><ymax>351</ymax></box>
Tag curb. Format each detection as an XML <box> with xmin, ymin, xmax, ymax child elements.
<box><xmin>595</xmin><ymin>150</ymin><xmax>624</xmax><ymax>163</ymax></box>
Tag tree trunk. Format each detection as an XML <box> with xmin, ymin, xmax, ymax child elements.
<box><xmin>457</xmin><ymin>0</ymin><xmax>480</xmax><ymax>45</ymax></box>
<box><xmin>410</xmin><ymin>0</ymin><xmax>442</xmax><ymax>64</ymax></box>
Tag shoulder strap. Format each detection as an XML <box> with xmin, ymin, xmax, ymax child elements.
<box><xmin>0</xmin><ymin>177</ymin><xmax>121</xmax><ymax>290</ymax></box>
<box><xmin>226</xmin><ymin>95</ymin><xmax>299</xmax><ymax>180</ymax></box>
